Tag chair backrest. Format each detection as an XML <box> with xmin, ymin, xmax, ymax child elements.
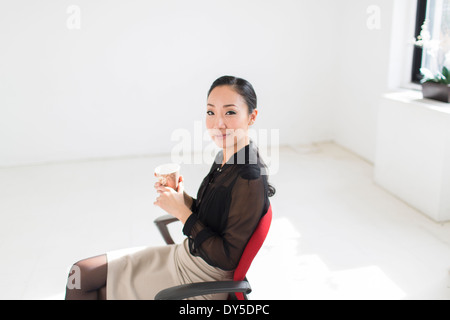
<box><xmin>233</xmin><ymin>204</ymin><xmax>272</xmax><ymax>300</ymax></box>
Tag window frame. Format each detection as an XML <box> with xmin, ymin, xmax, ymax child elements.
<box><xmin>411</xmin><ymin>0</ymin><xmax>428</xmax><ymax>84</ymax></box>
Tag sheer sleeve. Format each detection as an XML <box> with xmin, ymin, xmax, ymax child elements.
<box><xmin>183</xmin><ymin>192</ymin><xmax>197</xmax><ymax>213</ymax></box>
<box><xmin>182</xmin><ymin>173</ymin><xmax>265</xmax><ymax>271</ymax></box>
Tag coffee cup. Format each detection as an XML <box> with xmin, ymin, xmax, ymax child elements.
<box><xmin>154</xmin><ymin>163</ymin><xmax>180</xmax><ymax>190</ymax></box>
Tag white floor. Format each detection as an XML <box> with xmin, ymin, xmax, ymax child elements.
<box><xmin>1</xmin><ymin>142</ymin><xmax>450</xmax><ymax>300</ymax></box>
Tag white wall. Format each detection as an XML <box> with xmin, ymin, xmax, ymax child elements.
<box><xmin>332</xmin><ymin>0</ymin><xmax>396</xmax><ymax>164</ymax></box>
<box><xmin>0</xmin><ymin>0</ymin><xmax>341</xmax><ymax>167</ymax></box>
<box><xmin>331</xmin><ymin>0</ymin><xmax>421</xmax><ymax>164</ymax></box>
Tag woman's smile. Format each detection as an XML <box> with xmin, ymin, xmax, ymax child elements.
<box><xmin>214</xmin><ymin>132</ymin><xmax>232</xmax><ymax>140</ymax></box>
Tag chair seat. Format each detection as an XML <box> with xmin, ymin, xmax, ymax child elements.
<box><xmin>153</xmin><ymin>205</ymin><xmax>272</xmax><ymax>300</ymax></box>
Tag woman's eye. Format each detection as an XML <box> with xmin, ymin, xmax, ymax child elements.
<box><xmin>226</xmin><ymin>111</ymin><xmax>236</xmax><ymax>115</ymax></box>
<box><xmin>207</xmin><ymin>111</ymin><xmax>214</xmax><ymax>116</ymax></box>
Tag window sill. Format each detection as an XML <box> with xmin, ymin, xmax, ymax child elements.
<box><xmin>383</xmin><ymin>89</ymin><xmax>450</xmax><ymax>115</ymax></box>
<box><xmin>374</xmin><ymin>90</ymin><xmax>450</xmax><ymax>222</ymax></box>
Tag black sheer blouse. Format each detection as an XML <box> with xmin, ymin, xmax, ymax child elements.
<box><xmin>182</xmin><ymin>141</ymin><xmax>271</xmax><ymax>271</ymax></box>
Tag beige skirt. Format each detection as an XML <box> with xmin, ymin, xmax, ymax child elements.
<box><xmin>106</xmin><ymin>238</ymin><xmax>233</xmax><ymax>300</ymax></box>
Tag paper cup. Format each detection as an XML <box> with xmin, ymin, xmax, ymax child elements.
<box><xmin>154</xmin><ymin>163</ymin><xmax>180</xmax><ymax>190</ymax></box>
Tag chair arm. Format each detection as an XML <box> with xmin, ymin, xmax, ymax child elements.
<box><xmin>154</xmin><ymin>280</ymin><xmax>252</xmax><ymax>300</ymax></box>
<box><xmin>154</xmin><ymin>214</ymin><xmax>179</xmax><ymax>245</ymax></box>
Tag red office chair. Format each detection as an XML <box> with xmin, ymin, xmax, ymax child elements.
<box><xmin>153</xmin><ymin>205</ymin><xmax>272</xmax><ymax>300</ymax></box>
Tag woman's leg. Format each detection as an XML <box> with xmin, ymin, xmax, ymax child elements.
<box><xmin>65</xmin><ymin>254</ymin><xmax>108</xmax><ymax>300</ymax></box>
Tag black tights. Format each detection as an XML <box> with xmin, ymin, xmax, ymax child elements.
<box><xmin>65</xmin><ymin>254</ymin><xmax>108</xmax><ymax>300</ymax></box>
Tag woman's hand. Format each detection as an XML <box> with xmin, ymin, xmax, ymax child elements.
<box><xmin>154</xmin><ymin>175</ymin><xmax>192</xmax><ymax>224</ymax></box>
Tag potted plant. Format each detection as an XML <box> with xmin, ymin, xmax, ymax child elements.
<box><xmin>413</xmin><ymin>20</ymin><xmax>450</xmax><ymax>103</ymax></box>
<box><xmin>420</xmin><ymin>67</ymin><xmax>450</xmax><ymax>103</ymax></box>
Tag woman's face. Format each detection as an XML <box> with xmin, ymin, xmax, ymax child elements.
<box><xmin>206</xmin><ymin>85</ymin><xmax>257</xmax><ymax>150</ymax></box>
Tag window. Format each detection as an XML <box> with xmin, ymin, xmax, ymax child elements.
<box><xmin>411</xmin><ymin>0</ymin><xmax>450</xmax><ymax>83</ymax></box>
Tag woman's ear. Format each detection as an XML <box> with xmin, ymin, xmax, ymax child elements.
<box><xmin>249</xmin><ymin>109</ymin><xmax>258</xmax><ymax>125</ymax></box>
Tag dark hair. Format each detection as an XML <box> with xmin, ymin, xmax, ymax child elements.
<box><xmin>207</xmin><ymin>75</ymin><xmax>257</xmax><ymax>114</ymax></box>
<box><xmin>207</xmin><ymin>75</ymin><xmax>276</xmax><ymax>198</ymax></box>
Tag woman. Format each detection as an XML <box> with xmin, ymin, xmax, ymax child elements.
<box><xmin>65</xmin><ymin>75</ymin><xmax>275</xmax><ymax>300</ymax></box>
